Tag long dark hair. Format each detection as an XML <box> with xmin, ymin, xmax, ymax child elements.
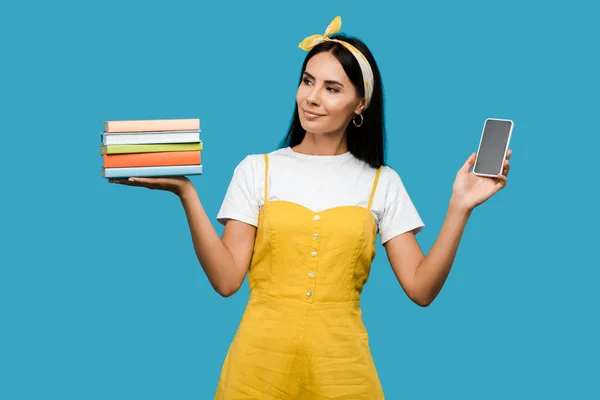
<box><xmin>279</xmin><ymin>34</ymin><xmax>386</xmax><ymax>168</ymax></box>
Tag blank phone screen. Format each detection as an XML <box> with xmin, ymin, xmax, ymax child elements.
<box><xmin>474</xmin><ymin>119</ymin><xmax>513</xmax><ymax>175</ymax></box>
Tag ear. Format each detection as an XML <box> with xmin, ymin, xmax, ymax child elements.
<box><xmin>353</xmin><ymin>98</ymin><xmax>366</xmax><ymax>115</ymax></box>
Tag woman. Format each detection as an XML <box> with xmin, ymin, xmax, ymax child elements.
<box><xmin>109</xmin><ymin>16</ymin><xmax>511</xmax><ymax>399</ymax></box>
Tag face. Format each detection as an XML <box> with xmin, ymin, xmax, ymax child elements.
<box><xmin>296</xmin><ymin>51</ymin><xmax>365</xmax><ymax>136</ymax></box>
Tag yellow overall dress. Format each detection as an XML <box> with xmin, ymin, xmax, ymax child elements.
<box><xmin>215</xmin><ymin>154</ymin><xmax>385</xmax><ymax>399</ymax></box>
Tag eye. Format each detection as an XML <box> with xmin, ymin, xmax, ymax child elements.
<box><xmin>326</xmin><ymin>87</ymin><xmax>339</xmax><ymax>93</ymax></box>
<box><xmin>302</xmin><ymin>78</ymin><xmax>312</xmax><ymax>85</ymax></box>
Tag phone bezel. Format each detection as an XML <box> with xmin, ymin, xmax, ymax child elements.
<box><xmin>473</xmin><ymin>118</ymin><xmax>514</xmax><ymax>178</ymax></box>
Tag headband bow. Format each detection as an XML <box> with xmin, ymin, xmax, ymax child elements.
<box><xmin>298</xmin><ymin>16</ymin><xmax>374</xmax><ymax>110</ymax></box>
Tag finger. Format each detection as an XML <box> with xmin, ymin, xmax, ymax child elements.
<box><xmin>127</xmin><ymin>177</ymin><xmax>161</xmax><ymax>184</ymax></box>
<box><xmin>496</xmin><ymin>173</ymin><xmax>507</xmax><ymax>189</ymax></box>
<box><xmin>110</xmin><ymin>179</ymin><xmax>143</xmax><ymax>187</ymax></box>
<box><xmin>506</xmin><ymin>149</ymin><xmax>512</xmax><ymax>160</ymax></box>
<box><xmin>109</xmin><ymin>178</ymin><xmax>152</xmax><ymax>188</ymax></box>
<box><xmin>462</xmin><ymin>152</ymin><xmax>476</xmax><ymax>172</ymax></box>
<box><xmin>108</xmin><ymin>178</ymin><xmax>130</xmax><ymax>184</ymax></box>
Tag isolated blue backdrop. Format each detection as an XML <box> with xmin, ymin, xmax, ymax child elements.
<box><xmin>1</xmin><ymin>0</ymin><xmax>598</xmax><ymax>399</ymax></box>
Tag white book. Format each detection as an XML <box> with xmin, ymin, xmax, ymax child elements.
<box><xmin>101</xmin><ymin>131</ymin><xmax>200</xmax><ymax>145</ymax></box>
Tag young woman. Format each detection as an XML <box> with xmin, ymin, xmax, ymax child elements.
<box><xmin>109</xmin><ymin>16</ymin><xmax>511</xmax><ymax>400</ymax></box>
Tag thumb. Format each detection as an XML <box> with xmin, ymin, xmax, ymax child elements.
<box><xmin>461</xmin><ymin>152</ymin><xmax>476</xmax><ymax>173</ymax></box>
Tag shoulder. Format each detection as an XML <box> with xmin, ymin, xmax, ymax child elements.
<box><xmin>380</xmin><ymin>164</ymin><xmax>404</xmax><ymax>183</ymax></box>
<box><xmin>230</xmin><ymin>149</ymin><xmax>293</xmax><ymax>187</ymax></box>
<box><xmin>372</xmin><ymin>164</ymin><xmax>416</xmax><ymax>209</ymax></box>
<box><xmin>373</xmin><ymin>164</ymin><xmax>425</xmax><ymax>240</ymax></box>
<box><xmin>234</xmin><ymin>153</ymin><xmax>264</xmax><ymax>171</ymax></box>
<box><xmin>374</xmin><ymin>165</ymin><xmax>407</xmax><ymax>193</ymax></box>
<box><xmin>230</xmin><ymin>153</ymin><xmax>267</xmax><ymax>181</ymax></box>
<box><xmin>235</xmin><ymin>148</ymin><xmax>288</xmax><ymax>170</ymax></box>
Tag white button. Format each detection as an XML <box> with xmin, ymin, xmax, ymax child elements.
<box><xmin>313</xmin><ymin>233</ymin><xmax>319</xmax><ymax>239</ymax></box>
<box><xmin>306</xmin><ymin>290</ymin><xmax>312</xmax><ymax>297</ymax></box>
<box><xmin>308</xmin><ymin>271</ymin><xmax>315</xmax><ymax>278</ymax></box>
<box><xmin>311</xmin><ymin>251</ymin><xmax>317</xmax><ymax>258</ymax></box>
<box><xmin>313</xmin><ymin>215</ymin><xmax>320</xmax><ymax>220</ymax></box>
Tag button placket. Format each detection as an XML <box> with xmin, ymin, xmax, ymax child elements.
<box><xmin>305</xmin><ymin>213</ymin><xmax>321</xmax><ymax>302</ymax></box>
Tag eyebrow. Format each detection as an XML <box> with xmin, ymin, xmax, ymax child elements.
<box><xmin>303</xmin><ymin>71</ymin><xmax>345</xmax><ymax>87</ymax></box>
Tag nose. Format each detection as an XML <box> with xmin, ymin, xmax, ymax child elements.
<box><xmin>306</xmin><ymin>86</ymin><xmax>320</xmax><ymax>106</ymax></box>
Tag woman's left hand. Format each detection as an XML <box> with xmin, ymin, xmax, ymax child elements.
<box><xmin>451</xmin><ymin>149</ymin><xmax>512</xmax><ymax>212</ymax></box>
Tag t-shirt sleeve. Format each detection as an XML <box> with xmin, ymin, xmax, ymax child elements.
<box><xmin>378</xmin><ymin>167</ymin><xmax>425</xmax><ymax>244</ymax></box>
<box><xmin>216</xmin><ymin>155</ymin><xmax>262</xmax><ymax>227</ymax></box>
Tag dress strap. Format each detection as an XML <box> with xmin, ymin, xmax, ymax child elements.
<box><xmin>367</xmin><ymin>166</ymin><xmax>383</xmax><ymax>209</ymax></box>
<box><xmin>263</xmin><ymin>154</ymin><xmax>269</xmax><ymax>201</ymax></box>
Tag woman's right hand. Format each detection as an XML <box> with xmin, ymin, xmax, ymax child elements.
<box><xmin>108</xmin><ymin>176</ymin><xmax>192</xmax><ymax>197</ymax></box>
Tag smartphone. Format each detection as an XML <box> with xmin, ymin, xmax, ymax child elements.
<box><xmin>473</xmin><ymin>118</ymin><xmax>514</xmax><ymax>177</ymax></box>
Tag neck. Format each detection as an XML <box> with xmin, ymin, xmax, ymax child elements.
<box><xmin>293</xmin><ymin>130</ymin><xmax>348</xmax><ymax>156</ymax></box>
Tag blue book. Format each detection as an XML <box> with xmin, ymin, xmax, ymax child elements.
<box><xmin>102</xmin><ymin>164</ymin><xmax>203</xmax><ymax>178</ymax></box>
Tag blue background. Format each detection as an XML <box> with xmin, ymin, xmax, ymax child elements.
<box><xmin>1</xmin><ymin>0</ymin><xmax>598</xmax><ymax>398</ymax></box>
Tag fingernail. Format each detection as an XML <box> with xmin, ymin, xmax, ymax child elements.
<box><xmin>128</xmin><ymin>178</ymin><xmax>135</xmax><ymax>182</ymax></box>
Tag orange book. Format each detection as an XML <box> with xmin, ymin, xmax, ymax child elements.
<box><xmin>103</xmin><ymin>151</ymin><xmax>201</xmax><ymax>168</ymax></box>
<box><xmin>103</xmin><ymin>118</ymin><xmax>200</xmax><ymax>133</ymax></box>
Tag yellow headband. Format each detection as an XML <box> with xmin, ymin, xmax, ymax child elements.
<box><xmin>298</xmin><ymin>16</ymin><xmax>374</xmax><ymax>110</ymax></box>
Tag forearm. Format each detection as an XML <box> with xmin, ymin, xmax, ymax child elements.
<box><xmin>177</xmin><ymin>182</ymin><xmax>240</xmax><ymax>295</ymax></box>
<box><xmin>413</xmin><ymin>197</ymin><xmax>472</xmax><ymax>305</ymax></box>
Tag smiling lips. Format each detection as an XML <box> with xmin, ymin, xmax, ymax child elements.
<box><xmin>302</xmin><ymin>109</ymin><xmax>325</xmax><ymax>119</ymax></box>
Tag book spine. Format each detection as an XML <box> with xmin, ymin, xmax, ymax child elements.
<box><xmin>103</xmin><ymin>151</ymin><xmax>201</xmax><ymax>168</ymax></box>
<box><xmin>100</xmin><ymin>142</ymin><xmax>203</xmax><ymax>154</ymax></box>
<box><xmin>104</xmin><ymin>119</ymin><xmax>200</xmax><ymax>132</ymax></box>
<box><xmin>102</xmin><ymin>130</ymin><xmax>200</xmax><ymax>135</ymax></box>
<box><xmin>103</xmin><ymin>164</ymin><xmax>203</xmax><ymax>178</ymax></box>
<box><xmin>102</xmin><ymin>132</ymin><xmax>200</xmax><ymax>145</ymax></box>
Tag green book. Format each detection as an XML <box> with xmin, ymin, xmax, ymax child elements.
<box><xmin>100</xmin><ymin>142</ymin><xmax>203</xmax><ymax>154</ymax></box>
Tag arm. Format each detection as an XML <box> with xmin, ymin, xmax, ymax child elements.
<box><xmin>178</xmin><ymin>181</ymin><xmax>256</xmax><ymax>297</ymax></box>
<box><xmin>384</xmin><ymin>149</ymin><xmax>511</xmax><ymax>307</ymax></box>
<box><xmin>109</xmin><ymin>176</ymin><xmax>256</xmax><ymax>297</ymax></box>
<box><xmin>384</xmin><ymin>197</ymin><xmax>471</xmax><ymax>307</ymax></box>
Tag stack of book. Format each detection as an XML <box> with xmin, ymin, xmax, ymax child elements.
<box><xmin>100</xmin><ymin>118</ymin><xmax>203</xmax><ymax>178</ymax></box>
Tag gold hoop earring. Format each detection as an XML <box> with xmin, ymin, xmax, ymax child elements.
<box><xmin>353</xmin><ymin>113</ymin><xmax>364</xmax><ymax>128</ymax></box>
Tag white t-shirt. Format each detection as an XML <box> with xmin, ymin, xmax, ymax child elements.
<box><xmin>217</xmin><ymin>147</ymin><xmax>425</xmax><ymax>244</ymax></box>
